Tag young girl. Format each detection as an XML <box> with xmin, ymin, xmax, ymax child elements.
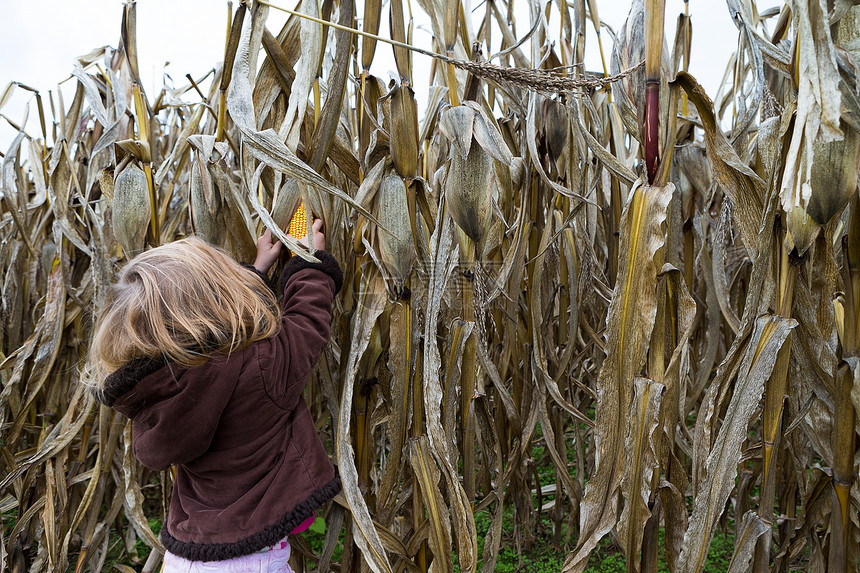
<box><xmin>90</xmin><ymin>220</ymin><xmax>342</xmax><ymax>572</ymax></box>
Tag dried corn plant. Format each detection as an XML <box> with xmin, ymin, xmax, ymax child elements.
<box><xmin>1</xmin><ymin>0</ymin><xmax>859</xmax><ymax>572</ymax></box>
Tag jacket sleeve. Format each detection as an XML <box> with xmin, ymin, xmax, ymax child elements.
<box><xmin>262</xmin><ymin>250</ymin><xmax>342</xmax><ymax>411</ymax></box>
<box><xmin>128</xmin><ymin>359</ymin><xmax>240</xmax><ymax>471</ymax></box>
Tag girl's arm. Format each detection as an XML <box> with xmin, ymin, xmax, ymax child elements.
<box><xmin>258</xmin><ymin>221</ymin><xmax>343</xmax><ymax>411</ymax></box>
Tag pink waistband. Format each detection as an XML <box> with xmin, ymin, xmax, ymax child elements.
<box><xmin>255</xmin><ymin>513</ymin><xmax>315</xmax><ymax>553</ymax></box>
<box><xmin>291</xmin><ymin>514</ymin><xmax>315</xmax><ymax>535</ymax></box>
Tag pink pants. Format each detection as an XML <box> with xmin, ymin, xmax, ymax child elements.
<box><xmin>162</xmin><ymin>539</ymin><xmax>294</xmax><ymax>573</ymax></box>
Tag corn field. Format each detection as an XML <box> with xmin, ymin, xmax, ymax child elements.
<box><xmin>1</xmin><ymin>0</ymin><xmax>859</xmax><ymax>571</ymax></box>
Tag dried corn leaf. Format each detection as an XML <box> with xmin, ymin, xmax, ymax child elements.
<box><xmin>724</xmin><ymin>0</ymin><xmax>766</xmax><ymax>140</ymax></box>
<box><xmin>421</xmin><ymin>211</ymin><xmax>477</xmax><ymax>572</ymax></box>
<box><xmin>0</xmin><ymin>388</ymin><xmax>93</xmax><ymax>490</ymax></box>
<box><xmin>375</xmin><ymin>301</ymin><xmax>412</xmax><ymax>526</ymax></box>
<box><xmin>7</xmin><ymin>262</ymin><xmax>65</xmax><ymax>442</ymax></box>
<box><xmin>674</xmin><ymin>72</ymin><xmax>765</xmax><ymax>257</ymax></box>
<box><xmin>617</xmin><ymin>377</ymin><xmax>665</xmax><ymax>573</ymax></box>
<box><xmin>680</xmin><ymin>315</ymin><xmax>796</xmax><ymax>573</ymax></box>
<box><xmin>309</xmin><ymin>0</ymin><xmax>354</xmax><ymax>173</ymax></box>
<box><xmin>121</xmin><ymin>421</ymin><xmax>162</xmax><ymax>550</ymax></box>
<box><xmin>280</xmin><ymin>0</ymin><xmax>321</xmax><ymax>152</ymax></box>
<box><xmin>659</xmin><ymin>476</ymin><xmax>688</xmax><ymax>571</ymax></box>
<box><xmin>781</xmin><ymin>0</ymin><xmax>844</xmax><ymax>212</ymax></box>
<box><xmin>726</xmin><ymin>511</ymin><xmax>768</xmax><ymax>573</ymax></box>
<box><xmin>566</xmin><ymin>183</ymin><xmax>673</xmax><ymax>572</ymax></box>
<box><xmin>336</xmin><ymin>272</ymin><xmax>392</xmax><ymax>573</ymax></box>
<box><xmin>409</xmin><ymin>438</ymin><xmax>454</xmax><ymax>572</ymax></box>
<box><xmin>850</xmin><ymin>357</ymin><xmax>860</xmax><ymax>437</ymax></box>
<box><xmin>1</xmin><ymin>131</ymin><xmax>37</xmax><ymax>255</ymax></box>
<box><xmin>70</xmin><ymin>65</ymin><xmax>110</xmax><ymax>128</ymax></box>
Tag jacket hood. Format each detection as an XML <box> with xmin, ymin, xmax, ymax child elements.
<box><xmin>99</xmin><ymin>355</ymin><xmax>168</xmax><ymax>408</ymax></box>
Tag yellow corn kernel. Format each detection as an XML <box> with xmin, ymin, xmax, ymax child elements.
<box><xmin>289</xmin><ymin>202</ymin><xmax>307</xmax><ymax>238</ymax></box>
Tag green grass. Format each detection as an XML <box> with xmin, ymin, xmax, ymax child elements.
<box><xmin>494</xmin><ymin>542</ymin><xmax>566</xmax><ymax>573</ymax></box>
<box><xmin>2</xmin><ymin>507</ymin><xmax>18</xmax><ymax>535</ymax></box>
<box><xmin>450</xmin><ymin>504</ymin><xmax>564</xmax><ymax>572</ymax></box>
<box><xmin>304</xmin><ymin>515</ymin><xmax>345</xmax><ymax>569</ymax></box>
<box><xmin>447</xmin><ymin>491</ymin><xmax>736</xmax><ymax>573</ymax></box>
<box><xmin>587</xmin><ymin>549</ymin><xmax>627</xmax><ymax>573</ymax></box>
<box><xmin>99</xmin><ymin>516</ymin><xmax>162</xmax><ymax>570</ymax></box>
<box><xmin>582</xmin><ymin>525</ymin><xmax>735</xmax><ymax>573</ymax></box>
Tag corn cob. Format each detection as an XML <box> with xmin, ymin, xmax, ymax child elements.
<box><xmin>289</xmin><ymin>202</ymin><xmax>307</xmax><ymax>239</ymax></box>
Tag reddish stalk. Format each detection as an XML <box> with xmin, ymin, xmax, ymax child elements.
<box><xmin>644</xmin><ymin>81</ymin><xmax>660</xmax><ymax>184</ymax></box>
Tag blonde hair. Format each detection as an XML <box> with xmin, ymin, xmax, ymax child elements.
<box><xmin>89</xmin><ymin>237</ymin><xmax>280</xmax><ymax>385</ymax></box>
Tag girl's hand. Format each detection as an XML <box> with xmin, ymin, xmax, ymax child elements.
<box><xmin>253</xmin><ymin>228</ymin><xmax>283</xmax><ymax>273</ymax></box>
<box><xmin>288</xmin><ymin>218</ymin><xmax>325</xmax><ymax>252</ymax></box>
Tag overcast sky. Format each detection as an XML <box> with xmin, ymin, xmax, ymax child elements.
<box><xmin>0</xmin><ymin>0</ymin><xmax>782</xmax><ymax>151</ymax></box>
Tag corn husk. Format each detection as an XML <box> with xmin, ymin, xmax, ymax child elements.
<box><xmin>361</xmin><ymin>0</ymin><xmax>383</xmax><ymax>70</ymax></box>
<box><xmin>785</xmin><ymin>121</ymin><xmax>860</xmax><ymax>255</ymax></box>
<box><xmin>611</xmin><ymin>0</ymin><xmax>647</xmax><ymax>140</ymax></box>
<box><xmin>542</xmin><ymin>98</ymin><xmax>569</xmax><ymax>174</ymax></box>
<box><xmin>510</xmin><ymin>156</ymin><xmax>525</xmax><ymax>189</ymax></box>
<box><xmin>112</xmin><ymin>163</ymin><xmax>150</xmax><ymax>256</ymax></box>
<box><xmin>271</xmin><ymin>178</ymin><xmax>303</xmax><ymax>232</ymax></box>
<box><xmin>440</xmin><ymin>103</ymin><xmax>512</xmax><ymax>244</ymax></box>
<box><xmin>445</xmin><ymin>144</ymin><xmax>493</xmax><ymax>244</ymax></box>
<box><xmin>377</xmin><ymin>173</ymin><xmax>415</xmax><ymax>289</ymax></box>
<box><xmin>389</xmin><ymin>84</ymin><xmax>420</xmax><ymax>178</ymax></box>
<box><xmin>189</xmin><ymin>151</ymin><xmax>225</xmax><ymax>247</ymax></box>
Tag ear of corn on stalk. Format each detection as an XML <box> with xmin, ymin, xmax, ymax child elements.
<box><xmin>271</xmin><ymin>178</ymin><xmax>303</xmax><ymax>238</ymax></box>
<box><xmin>389</xmin><ymin>84</ymin><xmax>420</xmax><ymax>178</ymax></box>
<box><xmin>112</xmin><ymin>162</ymin><xmax>151</xmax><ymax>256</ymax></box>
<box><xmin>190</xmin><ymin>152</ymin><xmax>225</xmax><ymax>247</ymax></box>
<box><xmin>361</xmin><ymin>0</ymin><xmax>383</xmax><ymax>71</ymax></box>
<box><xmin>612</xmin><ymin>0</ymin><xmax>647</xmax><ymax>140</ymax></box>
<box><xmin>440</xmin><ymin>103</ymin><xmax>511</xmax><ymax>244</ymax></box>
<box><xmin>785</xmin><ymin>122</ymin><xmax>860</xmax><ymax>256</ymax></box>
<box><xmin>542</xmin><ymin>98</ymin><xmax>569</xmax><ymax>175</ymax></box>
<box><xmin>445</xmin><ymin>141</ymin><xmax>493</xmax><ymax>244</ymax></box>
<box><xmin>377</xmin><ymin>173</ymin><xmax>415</xmax><ymax>291</ymax></box>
